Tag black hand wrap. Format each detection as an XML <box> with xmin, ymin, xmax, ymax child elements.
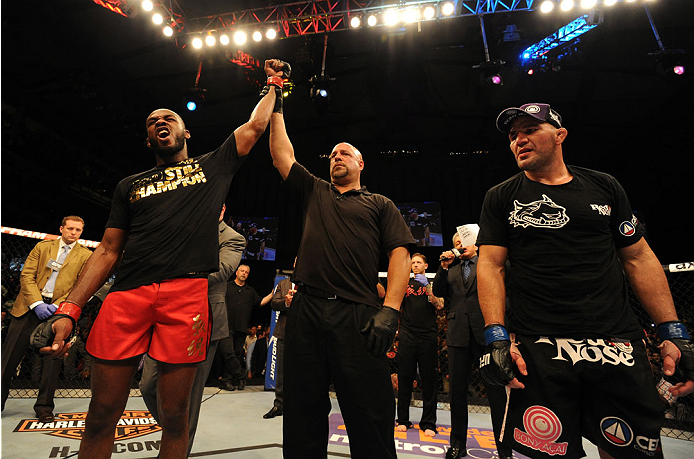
<box><xmin>360</xmin><ymin>306</ymin><xmax>400</xmax><ymax>356</ymax></box>
<box><xmin>479</xmin><ymin>324</ymin><xmax>516</xmax><ymax>386</ymax></box>
<box><xmin>259</xmin><ymin>85</ymin><xmax>283</xmax><ymax>113</ymax></box>
<box><xmin>29</xmin><ymin>314</ymin><xmax>75</xmax><ymax>350</ymax></box>
<box><xmin>658</xmin><ymin>321</ymin><xmax>694</xmax><ymax>384</ymax></box>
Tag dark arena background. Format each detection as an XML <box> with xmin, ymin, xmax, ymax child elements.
<box><xmin>2</xmin><ymin>0</ymin><xmax>693</xmax><ymax>451</ymax></box>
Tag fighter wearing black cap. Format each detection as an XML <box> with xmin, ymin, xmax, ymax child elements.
<box><xmin>476</xmin><ymin>103</ymin><xmax>694</xmax><ymax>459</ymax></box>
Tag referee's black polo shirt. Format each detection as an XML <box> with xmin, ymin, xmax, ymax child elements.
<box><xmin>285</xmin><ymin>163</ymin><xmax>415</xmax><ymax>308</ymax></box>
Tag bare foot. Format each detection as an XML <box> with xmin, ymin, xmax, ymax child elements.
<box><xmin>424</xmin><ymin>429</ymin><xmax>436</xmax><ymax>437</ymax></box>
<box><xmin>396</xmin><ymin>424</ymin><xmax>408</xmax><ymax>432</ymax></box>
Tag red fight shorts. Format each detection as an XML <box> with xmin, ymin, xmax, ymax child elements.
<box><xmin>86</xmin><ymin>278</ymin><xmax>210</xmax><ymax>364</ymax></box>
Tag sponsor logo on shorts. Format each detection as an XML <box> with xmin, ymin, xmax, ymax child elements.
<box><xmin>187</xmin><ymin>313</ymin><xmax>207</xmax><ymax>357</ymax></box>
<box><xmin>601</xmin><ymin>417</ymin><xmax>633</xmax><ymax>446</ymax></box>
<box><xmin>536</xmin><ymin>337</ymin><xmax>635</xmax><ymax>366</ymax></box>
<box><xmin>513</xmin><ymin>406</ymin><xmax>568</xmax><ymax>456</ymax></box>
<box><xmin>634</xmin><ymin>435</ymin><xmax>661</xmax><ymax>456</ymax></box>
<box><xmin>12</xmin><ymin>410</ymin><xmax>160</xmax><ymax>440</ymax></box>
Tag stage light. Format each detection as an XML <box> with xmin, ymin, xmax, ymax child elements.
<box><xmin>234</xmin><ymin>31</ymin><xmax>247</xmax><ymax>45</ymax></box>
<box><xmin>152</xmin><ymin>13</ymin><xmax>164</xmax><ymax>25</ymax></box>
<box><xmin>490</xmin><ymin>74</ymin><xmax>502</xmax><ymax>85</ymax></box>
<box><xmin>673</xmin><ymin>65</ymin><xmax>685</xmax><ymax>75</ymax></box>
<box><xmin>142</xmin><ymin>0</ymin><xmax>153</xmax><ymax>12</ymax></box>
<box><xmin>527</xmin><ymin>68</ymin><xmax>534</xmax><ymax>75</ymax></box>
<box><xmin>309</xmin><ymin>75</ymin><xmax>333</xmax><ymax>113</ymax></box>
<box><xmin>220</xmin><ymin>34</ymin><xmax>230</xmax><ymax>45</ymax></box>
<box><xmin>183</xmin><ymin>88</ymin><xmax>206</xmax><ymax>112</ymax></box>
<box><xmin>192</xmin><ymin>37</ymin><xmax>203</xmax><ymax>49</ymax></box>
<box><xmin>403</xmin><ymin>9</ymin><xmax>420</xmax><ymax>23</ymax></box>
<box><xmin>442</xmin><ymin>2</ymin><xmax>455</xmax><ymax>16</ymax></box>
<box><xmin>604</xmin><ymin>0</ymin><xmax>617</xmax><ymax>5</ymax></box>
<box><xmin>350</xmin><ymin>16</ymin><xmax>361</xmax><ymax>28</ymax></box>
<box><xmin>367</xmin><ymin>14</ymin><xmax>378</xmax><ymax>27</ymax></box>
<box><xmin>560</xmin><ymin>0</ymin><xmax>574</xmax><ymax>12</ymax></box>
<box><xmin>205</xmin><ymin>35</ymin><xmax>216</xmax><ymax>47</ymax></box>
<box><xmin>540</xmin><ymin>1</ymin><xmax>554</xmax><ymax>13</ymax></box>
<box><xmin>252</xmin><ymin>31</ymin><xmax>262</xmax><ymax>42</ymax></box>
<box><xmin>384</xmin><ymin>10</ymin><xmax>399</xmax><ymax>26</ymax></box>
<box><xmin>266</xmin><ymin>28</ymin><xmax>277</xmax><ymax>40</ymax></box>
<box><xmin>474</xmin><ymin>59</ymin><xmax>505</xmax><ymax>86</ymax></box>
<box><xmin>580</xmin><ymin>0</ymin><xmax>597</xmax><ymax>8</ymax></box>
<box><xmin>652</xmin><ymin>48</ymin><xmax>686</xmax><ymax>77</ymax></box>
<box><xmin>423</xmin><ymin>6</ymin><xmax>436</xmax><ymax>20</ymax></box>
<box><xmin>186</xmin><ymin>101</ymin><xmax>197</xmax><ymax>111</ymax></box>
<box><xmin>163</xmin><ymin>26</ymin><xmax>173</xmax><ymax>37</ymax></box>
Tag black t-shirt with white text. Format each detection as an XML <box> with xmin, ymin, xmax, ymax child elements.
<box><xmin>106</xmin><ymin>134</ymin><xmax>244</xmax><ymax>292</ymax></box>
<box><xmin>477</xmin><ymin>166</ymin><xmax>645</xmax><ymax>339</ymax></box>
<box><xmin>286</xmin><ymin>163</ymin><xmax>416</xmax><ymax>308</ymax></box>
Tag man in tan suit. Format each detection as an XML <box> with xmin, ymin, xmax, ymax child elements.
<box><xmin>1</xmin><ymin>216</ymin><xmax>92</xmax><ymax>421</ymax></box>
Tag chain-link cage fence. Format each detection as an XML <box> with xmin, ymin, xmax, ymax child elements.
<box><xmin>2</xmin><ymin>231</ymin><xmax>693</xmax><ymax>440</ymax></box>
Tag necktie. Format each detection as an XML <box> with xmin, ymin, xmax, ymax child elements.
<box><xmin>43</xmin><ymin>245</ymin><xmax>71</xmax><ymax>298</ymax></box>
<box><xmin>463</xmin><ymin>260</ymin><xmax>471</xmax><ymax>281</ymax></box>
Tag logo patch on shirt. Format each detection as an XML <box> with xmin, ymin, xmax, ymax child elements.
<box><xmin>619</xmin><ymin>221</ymin><xmax>636</xmax><ymax>236</ymax></box>
<box><xmin>509</xmin><ymin>194</ymin><xmax>569</xmax><ymax>229</ymax></box>
<box><xmin>590</xmin><ymin>204</ymin><xmax>611</xmax><ymax>216</ymax></box>
<box><xmin>601</xmin><ymin>417</ymin><xmax>633</xmax><ymax>447</ymax></box>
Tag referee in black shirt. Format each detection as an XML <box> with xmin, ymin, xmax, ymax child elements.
<box><xmin>269</xmin><ymin>105</ymin><xmax>415</xmax><ymax>457</ymax></box>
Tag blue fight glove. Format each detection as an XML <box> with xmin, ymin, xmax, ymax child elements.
<box><xmin>658</xmin><ymin>321</ymin><xmax>694</xmax><ymax>385</ymax></box>
<box><xmin>479</xmin><ymin>324</ymin><xmax>516</xmax><ymax>386</ymax></box>
<box><xmin>414</xmin><ymin>274</ymin><xmax>429</xmax><ymax>286</ymax></box>
<box><xmin>34</xmin><ymin>303</ymin><xmax>57</xmax><ymax>320</ymax></box>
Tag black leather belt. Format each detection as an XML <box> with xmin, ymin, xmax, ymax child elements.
<box><xmin>296</xmin><ymin>284</ymin><xmax>339</xmax><ymax>300</ymax></box>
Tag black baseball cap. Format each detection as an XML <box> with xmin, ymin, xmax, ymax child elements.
<box><xmin>496</xmin><ymin>103</ymin><xmax>562</xmax><ymax>133</ymax></box>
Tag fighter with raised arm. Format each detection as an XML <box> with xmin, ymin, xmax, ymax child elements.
<box><xmin>39</xmin><ymin>59</ymin><xmax>287</xmax><ymax>459</ymax></box>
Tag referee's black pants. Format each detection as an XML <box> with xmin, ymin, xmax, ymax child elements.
<box><xmin>282</xmin><ymin>292</ymin><xmax>397</xmax><ymax>459</ymax></box>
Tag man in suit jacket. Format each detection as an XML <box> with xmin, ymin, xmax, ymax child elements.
<box><xmin>263</xmin><ymin>268</ymin><xmax>296</xmax><ymax>419</ymax></box>
<box><xmin>1</xmin><ymin>216</ymin><xmax>92</xmax><ymax>421</ymax></box>
<box><xmin>139</xmin><ymin>205</ymin><xmax>246</xmax><ymax>456</ymax></box>
<box><xmin>433</xmin><ymin>230</ymin><xmax>512</xmax><ymax>459</ymax></box>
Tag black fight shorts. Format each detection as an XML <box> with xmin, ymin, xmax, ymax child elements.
<box><xmin>500</xmin><ymin>335</ymin><xmax>665</xmax><ymax>459</ymax></box>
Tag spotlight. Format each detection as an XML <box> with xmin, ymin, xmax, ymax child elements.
<box><xmin>604</xmin><ymin>0</ymin><xmax>617</xmax><ymax>5</ymax></box>
<box><xmin>350</xmin><ymin>16</ymin><xmax>361</xmax><ymax>28</ymax></box>
<box><xmin>673</xmin><ymin>65</ymin><xmax>685</xmax><ymax>75</ymax></box>
<box><xmin>540</xmin><ymin>1</ymin><xmax>554</xmax><ymax>13</ymax></box>
<box><xmin>560</xmin><ymin>0</ymin><xmax>574</xmax><ymax>11</ymax></box>
<box><xmin>367</xmin><ymin>15</ymin><xmax>378</xmax><ymax>27</ymax></box>
<box><xmin>442</xmin><ymin>2</ymin><xmax>455</xmax><ymax>16</ymax></box>
<box><xmin>163</xmin><ymin>26</ymin><xmax>174</xmax><ymax>37</ymax></box>
<box><xmin>384</xmin><ymin>10</ymin><xmax>399</xmax><ymax>26</ymax></box>
<box><xmin>580</xmin><ymin>0</ymin><xmax>597</xmax><ymax>8</ymax></box>
<box><xmin>403</xmin><ymin>9</ymin><xmax>420</xmax><ymax>23</ymax></box>
<box><xmin>474</xmin><ymin>59</ymin><xmax>505</xmax><ymax>86</ymax></box>
<box><xmin>192</xmin><ymin>37</ymin><xmax>203</xmax><ymax>49</ymax></box>
<box><xmin>205</xmin><ymin>35</ymin><xmax>216</xmax><ymax>47</ymax></box>
<box><xmin>309</xmin><ymin>75</ymin><xmax>333</xmax><ymax>113</ymax></box>
<box><xmin>652</xmin><ymin>48</ymin><xmax>686</xmax><ymax>77</ymax></box>
<box><xmin>423</xmin><ymin>6</ymin><xmax>436</xmax><ymax>20</ymax></box>
<box><xmin>234</xmin><ymin>31</ymin><xmax>247</xmax><ymax>45</ymax></box>
<box><xmin>142</xmin><ymin>0</ymin><xmax>154</xmax><ymax>12</ymax></box>
<box><xmin>183</xmin><ymin>88</ymin><xmax>206</xmax><ymax>112</ymax></box>
<box><xmin>266</xmin><ymin>28</ymin><xmax>277</xmax><ymax>40</ymax></box>
<box><xmin>527</xmin><ymin>68</ymin><xmax>534</xmax><ymax>75</ymax></box>
<box><xmin>220</xmin><ymin>34</ymin><xmax>230</xmax><ymax>45</ymax></box>
<box><xmin>152</xmin><ymin>13</ymin><xmax>164</xmax><ymax>25</ymax></box>
<box><xmin>252</xmin><ymin>31</ymin><xmax>262</xmax><ymax>42</ymax></box>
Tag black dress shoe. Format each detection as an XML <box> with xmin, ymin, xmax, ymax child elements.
<box><xmin>237</xmin><ymin>378</ymin><xmax>246</xmax><ymax>390</ymax></box>
<box><xmin>263</xmin><ymin>406</ymin><xmax>283</xmax><ymax>419</ymax></box>
<box><xmin>220</xmin><ymin>382</ymin><xmax>236</xmax><ymax>391</ymax></box>
<box><xmin>36</xmin><ymin>410</ymin><xmax>55</xmax><ymax>423</ymax></box>
<box><xmin>445</xmin><ymin>446</ymin><xmax>466</xmax><ymax>459</ymax></box>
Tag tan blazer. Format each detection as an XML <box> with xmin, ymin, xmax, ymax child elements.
<box><xmin>11</xmin><ymin>239</ymin><xmax>93</xmax><ymax>317</ymax></box>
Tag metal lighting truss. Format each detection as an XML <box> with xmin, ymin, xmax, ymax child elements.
<box><xmin>160</xmin><ymin>1</ymin><xmax>537</xmax><ymax>40</ymax></box>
